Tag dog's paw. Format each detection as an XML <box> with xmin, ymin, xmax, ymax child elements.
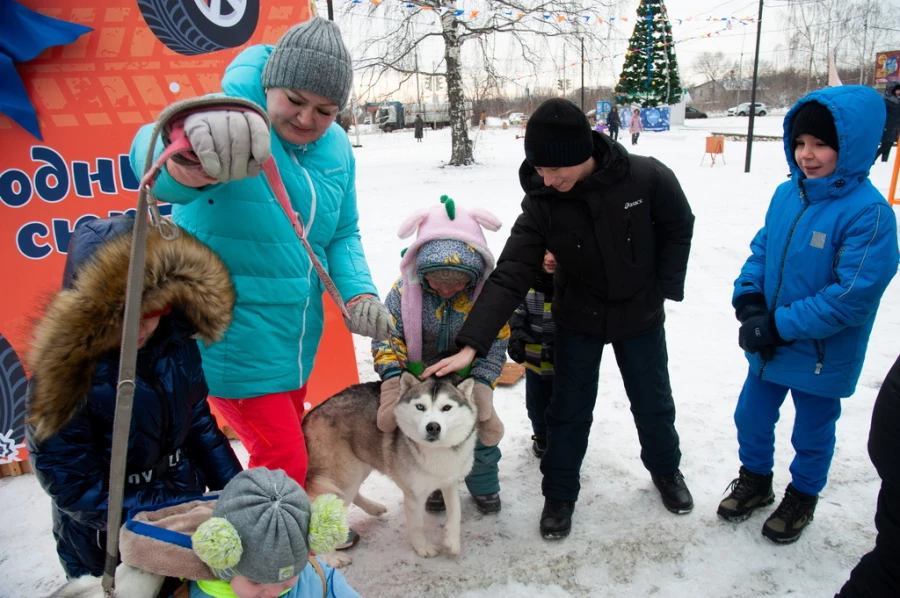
<box><xmin>318</xmin><ymin>551</ymin><xmax>353</xmax><ymax>568</ymax></box>
<box><xmin>443</xmin><ymin>534</ymin><xmax>461</xmax><ymax>556</ymax></box>
<box><xmin>414</xmin><ymin>543</ymin><xmax>440</xmax><ymax>558</ymax></box>
<box><xmin>353</xmin><ymin>494</ymin><xmax>388</xmax><ymax>517</ymax></box>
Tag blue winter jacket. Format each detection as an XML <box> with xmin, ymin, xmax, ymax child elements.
<box><xmin>130</xmin><ymin>45</ymin><xmax>377</xmax><ymax>399</ymax></box>
<box><xmin>26</xmin><ymin>217</ymin><xmax>242</xmax><ymax>578</ymax></box>
<box><xmin>733</xmin><ymin>85</ymin><xmax>899</xmax><ymax>398</ymax></box>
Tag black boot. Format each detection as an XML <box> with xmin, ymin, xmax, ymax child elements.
<box><xmin>472</xmin><ymin>492</ymin><xmax>502</xmax><ymax>514</ymax></box>
<box><xmin>425</xmin><ymin>490</ymin><xmax>445</xmax><ymax>513</ymax></box>
<box><xmin>540</xmin><ymin>498</ymin><xmax>575</xmax><ymax>539</ymax></box>
<box><xmin>651</xmin><ymin>469</ymin><xmax>694</xmax><ymax>514</ymax></box>
<box><xmin>762</xmin><ymin>484</ymin><xmax>818</xmax><ymax>544</ymax></box>
<box><xmin>717</xmin><ymin>466</ymin><xmax>775</xmax><ymax>522</ymax></box>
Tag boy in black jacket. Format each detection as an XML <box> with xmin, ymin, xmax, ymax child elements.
<box><xmin>508</xmin><ymin>251</ymin><xmax>557</xmax><ymax>459</ymax></box>
<box><xmin>423</xmin><ymin>98</ymin><xmax>695</xmax><ymax>540</ymax></box>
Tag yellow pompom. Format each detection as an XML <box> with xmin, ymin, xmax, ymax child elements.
<box><xmin>308</xmin><ymin>494</ymin><xmax>349</xmax><ymax>555</ymax></box>
<box><xmin>192</xmin><ymin>517</ymin><xmax>243</xmax><ymax>569</ymax></box>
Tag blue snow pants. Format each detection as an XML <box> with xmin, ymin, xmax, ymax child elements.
<box><xmin>734</xmin><ymin>368</ymin><xmax>842</xmax><ymax>496</ymax></box>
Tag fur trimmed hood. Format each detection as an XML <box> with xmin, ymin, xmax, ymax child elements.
<box><xmin>28</xmin><ymin>223</ymin><xmax>235</xmax><ymax>442</ymax></box>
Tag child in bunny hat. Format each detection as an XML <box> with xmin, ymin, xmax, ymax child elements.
<box><xmin>371</xmin><ymin>196</ymin><xmax>510</xmax><ymax>514</ymax></box>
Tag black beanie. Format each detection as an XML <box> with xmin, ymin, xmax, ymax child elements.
<box><xmin>524</xmin><ymin>99</ymin><xmax>593</xmax><ymax>167</ymax></box>
<box><xmin>791</xmin><ymin>101</ymin><xmax>839</xmax><ymax>152</ymax></box>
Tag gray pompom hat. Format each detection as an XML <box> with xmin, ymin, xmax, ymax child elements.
<box><xmin>212</xmin><ymin>468</ymin><xmax>312</xmax><ymax>584</ymax></box>
<box><xmin>262</xmin><ymin>17</ymin><xmax>353</xmax><ymax>110</ymax></box>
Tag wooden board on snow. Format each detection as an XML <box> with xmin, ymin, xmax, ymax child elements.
<box><xmin>496</xmin><ymin>362</ymin><xmax>526</xmax><ymax>386</ymax></box>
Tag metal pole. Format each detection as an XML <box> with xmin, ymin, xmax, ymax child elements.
<box><xmin>744</xmin><ymin>0</ymin><xmax>764</xmax><ymax>173</ymax></box>
<box><xmin>859</xmin><ymin>17</ymin><xmax>868</xmax><ymax>85</ymax></box>
<box><xmin>415</xmin><ymin>52</ymin><xmax>422</xmax><ymax>110</ymax></box>
<box><xmin>352</xmin><ymin>87</ymin><xmax>362</xmax><ymax>148</ymax></box>
<box><xmin>581</xmin><ymin>37</ymin><xmax>585</xmax><ymax>110</ymax></box>
<box><xmin>326</xmin><ymin>0</ymin><xmax>334</xmax><ymax>21</ymax></box>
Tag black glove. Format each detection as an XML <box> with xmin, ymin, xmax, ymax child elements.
<box><xmin>739</xmin><ymin>312</ymin><xmax>787</xmax><ymax>355</ymax></box>
<box><xmin>733</xmin><ymin>292</ymin><xmax>767</xmax><ymax>323</ymax></box>
<box><xmin>758</xmin><ymin>346</ymin><xmax>776</xmax><ymax>362</ymax></box>
<box><xmin>508</xmin><ymin>341</ymin><xmax>526</xmax><ymax>364</ymax></box>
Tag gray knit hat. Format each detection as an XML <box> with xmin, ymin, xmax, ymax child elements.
<box><xmin>262</xmin><ymin>17</ymin><xmax>353</xmax><ymax>110</ymax></box>
<box><xmin>207</xmin><ymin>468</ymin><xmax>312</xmax><ymax>583</ymax></box>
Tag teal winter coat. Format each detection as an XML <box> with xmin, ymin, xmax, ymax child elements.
<box><xmin>130</xmin><ymin>45</ymin><xmax>377</xmax><ymax>399</ymax></box>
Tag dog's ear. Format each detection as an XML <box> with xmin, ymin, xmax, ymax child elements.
<box><xmin>455</xmin><ymin>377</ymin><xmax>476</xmax><ymax>403</ymax></box>
<box><xmin>398</xmin><ymin>371</ymin><xmax>419</xmax><ymax>396</ymax></box>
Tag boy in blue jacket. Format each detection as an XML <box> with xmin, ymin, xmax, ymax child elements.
<box><xmin>26</xmin><ymin>216</ymin><xmax>242</xmax><ymax>578</ymax></box>
<box><xmin>718</xmin><ymin>86</ymin><xmax>899</xmax><ymax>544</ymax></box>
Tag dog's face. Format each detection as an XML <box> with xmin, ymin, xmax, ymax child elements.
<box><xmin>394</xmin><ymin>372</ymin><xmax>477</xmax><ymax>447</ymax></box>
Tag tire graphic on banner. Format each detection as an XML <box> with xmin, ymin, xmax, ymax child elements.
<box><xmin>138</xmin><ymin>0</ymin><xmax>260</xmax><ymax>56</ymax></box>
<box><xmin>0</xmin><ymin>333</ymin><xmax>28</xmax><ymax>464</ymax></box>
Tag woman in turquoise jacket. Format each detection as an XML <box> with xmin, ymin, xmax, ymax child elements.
<box><xmin>717</xmin><ymin>85</ymin><xmax>898</xmax><ymax>545</ymax></box>
<box><xmin>130</xmin><ymin>18</ymin><xmax>391</xmax><ymax>488</ymax></box>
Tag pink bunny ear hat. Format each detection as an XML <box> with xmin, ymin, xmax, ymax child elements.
<box><xmin>397</xmin><ymin>196</ymin><xmax>502</xmax><ymax>365</ymax></box>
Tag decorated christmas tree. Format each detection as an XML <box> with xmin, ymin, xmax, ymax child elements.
<box><xmin>615</xmin><ymin>0</ymin><xmax>682</xmax><ymax>107</ymax></box>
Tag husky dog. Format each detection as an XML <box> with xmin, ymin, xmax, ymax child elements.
<box><xmin>303</xmin><ymin>372</ymin><xmax>478</xmax><ymax>566</ymax></box>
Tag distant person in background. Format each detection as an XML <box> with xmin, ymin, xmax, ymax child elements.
<box><xmin>414</xmin><ymin>114</ymin><xmax>424</xmax><ymax>143</ymax></box>
<box><xmin>606</xmin><ymin>106</ymin><xmax>621</xmax><ymax>142</ymax></box>
<box><xmin>874</xmin><ymin>82</ymin><xmax>900</xmax><ymax>163</ymax></box>
<box><xmin>630</xmin><ymin>108</ymin><xmax>643</xmax><ymax>145</ymax></box>
<box><xmin>836</xmin><ymin>355</ymin><xmax>900</xmax><ymax>598</ymax></box>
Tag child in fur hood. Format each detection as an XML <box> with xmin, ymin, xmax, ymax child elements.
<box><xmin>372</xmin><ymin>196</ymin><xmax>510</xmax><ymax>514</ymax></box>
<box><xmin>52</xmin><ymin>467</ymin><xmax>360</xmax><ymax>598</ymax></box>
<box><xmin>27</xmin><ymin>216</ymin><xmax>242</xmax><ymax>580</ymax></box>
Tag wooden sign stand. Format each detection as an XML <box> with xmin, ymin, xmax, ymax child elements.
<box><xmin>701</xmin><ymin>136</ymin><xmax>725</xmax><ymax>167</ymax></box>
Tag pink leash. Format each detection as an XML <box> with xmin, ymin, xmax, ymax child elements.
<box><xmin>140</xmin><ymin>116</ymin><xmax>351</xmax><ymax>320</ymax></box>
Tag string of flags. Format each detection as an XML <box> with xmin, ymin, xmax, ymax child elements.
<box><xmin>507</xmin><ymin>21</ymin><xmax>737</xmax><ymax>84</ymax></box>
<box><xmin>335</xmin><ymin>0</ymin><xmax>757</xmax><ymax>26</ymax></box>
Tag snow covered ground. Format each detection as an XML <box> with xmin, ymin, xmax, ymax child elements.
<box><xmin>2</xmin><ymin>116</ymin><xmax>899</xmax><ymax>598</ymax></box>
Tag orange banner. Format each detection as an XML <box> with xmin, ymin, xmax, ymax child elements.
<box><xmin>0</xmin><ymin>1</ymin><xmax>360</xmax><ymax>465</ymax></box>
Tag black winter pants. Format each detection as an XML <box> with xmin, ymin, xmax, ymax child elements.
<box><xmin>874</xmin><ymin>139</ymin><xmax>895</xmax><ymax>163</ymax></box>
<box><xmin>838</xmin><ymin>355</ymin><xmax>900</xmax><ymax>597</ymax></box>
<box><xmin>607</xmin><ymin>124</ymin><xmax>619</xmax><ymax>141</ymax></box>
<box><xmin>525</xmin><ymin>369</ymin><xmax>553</xmax><ymax>443</ymax></box>
<box><xmin>541</xmin><ymin>325</ymin><xmax>681</xmax><ymax>502</ymax></box>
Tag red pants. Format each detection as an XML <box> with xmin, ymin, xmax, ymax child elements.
<box><xmin>209</xmin><ymin>388</ymin><xmax>309</xmax><ymax>487</ymax></box>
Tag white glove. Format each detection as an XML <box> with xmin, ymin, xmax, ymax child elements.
<box><xmin>183</xmin><ymin>110</ymin><xmax>271</xmax><ymax>182</ymax></box>
<box><xmin>346</xmin><ymin>296</ymin><xmax>394</xmax><ymax>340</ymax></box>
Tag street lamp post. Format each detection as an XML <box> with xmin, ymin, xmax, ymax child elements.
<box><xmin>744</xmin><ymin>0</ymin><xmax>764</xmax><ymax>173</ymax></box>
